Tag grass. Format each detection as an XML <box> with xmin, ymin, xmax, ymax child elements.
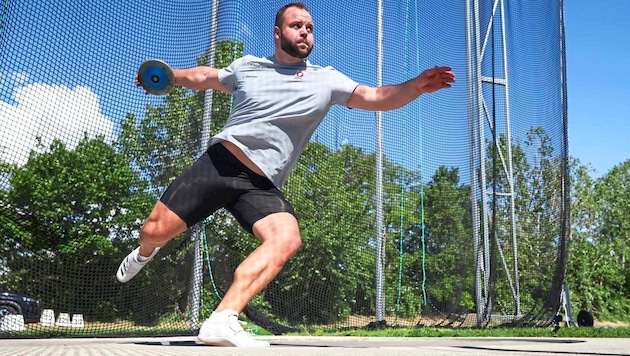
<box><xmin>299</xmin><ymin>326</ymin><xmax>630</xmax><ymax>338</ymax></box>
<box><xmin>3</xmin><ymin>321</ymin><xmax>630</xmax><ymax>339</ymax></box>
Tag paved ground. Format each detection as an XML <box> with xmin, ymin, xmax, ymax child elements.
<box><xmin>1</xmin><ymin>336</ymin><xmax>630</xmax><ymax>356</ymax></box>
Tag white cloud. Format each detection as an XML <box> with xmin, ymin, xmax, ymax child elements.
<box><xmin>0</xmin><ymin>71</ymin><xmax>30</xmax><ymax>88</ymax></box>
<box><xmin>0</xmin><ymin>83</ymin><xmax>114</xmax><ymax>166</ymax></box>
<box><xmin>9</xmin><ymin>72</ymin><xmax>29</xmax><ymax>84</ymax></box>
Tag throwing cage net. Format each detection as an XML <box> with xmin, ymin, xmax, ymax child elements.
<box><xmin>0</xmin><ymin>0</ymin><xmax>569</xmax><ymax>337</ymax></box>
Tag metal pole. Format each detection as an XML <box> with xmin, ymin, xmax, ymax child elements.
<box><xmin>190</xmin><ymin>0</ymin><xmax>220</xmax><ymax>331</ymax></box>
<box><xmin>498</xmin><ymin>0</ymin><xmax>520</xmax><ymax>316</ymax></box>
<box><xmin>465</xmin><ymin>0</ymin><xmax>485</xmax><ymax>328</ymax></box>
<box><xmin>473</xmin><ymin>0</ymin><xmax>493</xmax><ymax>323</ymax></box>
<box><xmin>374</xmin><ymin>0</ymin><xmax>385</xmax><ymax>324</ymax></box>
<box><xmin>190</xmin><ymin>225</ymin><xmax>203</xmax><ymax>330</ymax></box>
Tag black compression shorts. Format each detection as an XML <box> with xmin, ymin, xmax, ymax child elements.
<box><xmin>159</xmin><ymin>143</ymin><xmax>297</xmax><ymax>234</ymax></box>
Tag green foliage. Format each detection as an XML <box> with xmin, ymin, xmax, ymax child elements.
<box><xmin>0</xmin><ymin>135</ymin><xmax>154</xmax><ymax>317</ymax></box>
<box><xmin>110</xmin><ymin>40</ymin><xmax>246</xmax><ymax>325</ymax></box>
<box><xmin>310</xmin><ymin>326</ymin><xmax>630</xmax><ymax>338</ymax></box>
<box><xmin>567</xmin><ymin>159</ymin><xmax>630</xmax><ymax>320</ymax></box>
<box><xmin>422</xmin><ymin>166</ymin><xmax>473</xmax><ymax>311</ymax></box>
<box><xmin>479</xmin><ymin>127</ymin><xmax>569</xmax><ymax>315</ymax></box>
<box><xmin>2</xmin><ymin>136</ymin><xmax>152</xmax><ymax>254</ymax></box>
<box><xmin>0</xmin><ymin>40</ymin><xmax>245</xmax><ymax>325</ymax></box>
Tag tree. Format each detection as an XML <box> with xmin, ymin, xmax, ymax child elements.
<box><xmin>0</xmin><ymin>136</ymin><xmax>154</xmax><ymax>319</ymax></box>
<box><xmin>567</xmin><ymin>159</ymin><xmax>630</xmax><ymax>319</ymax></box>
<box><xmin>419</xmin><ymin>166</ymin><xmax>474</xmax><ymax>314</ymax></box>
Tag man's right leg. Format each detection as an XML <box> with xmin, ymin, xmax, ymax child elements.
<box><xmin>117</xmin><ymin>145</ymin><xmax>234</xmax><ymax>283</ymax></box>
<box><xmin>116</xmin><ymin>201</ymin><xmax>188</xmax><ymax>282</ymax></box>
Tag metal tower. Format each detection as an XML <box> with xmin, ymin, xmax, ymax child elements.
<box><xmin>466</xmin><ymin>0</ymin><xmax>521</xmax><ymax>327</ymax></box>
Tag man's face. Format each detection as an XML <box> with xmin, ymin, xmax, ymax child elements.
<box><xmin>277</xmin><ymin>7</ymin><xmax>314</xmax><ymax>59</ymax></box>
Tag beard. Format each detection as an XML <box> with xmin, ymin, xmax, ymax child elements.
<box><xmin>280</xmin><ymin>32</ymin><xmax>313</xmax><ymax>59</ymax></box>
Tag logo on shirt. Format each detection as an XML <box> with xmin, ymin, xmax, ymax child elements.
<box><xmin>246</xmin><ymin>61</ymin><xmax>267</xmax><ymax>69</ymax></box>
<box><xmin>295</xmin><ymin>70</ymin><xmax>304</xmax><ymax>79</ymax></box>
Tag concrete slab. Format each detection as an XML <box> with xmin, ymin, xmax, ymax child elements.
<box><xmin>1</xmin><ymin>336</ymin><xmax>629</xmax><ymax>355</ymax></box>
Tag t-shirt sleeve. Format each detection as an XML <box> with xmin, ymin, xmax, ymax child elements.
<box><xmin>218</xmin><ymin>56</ymin><xmax>246</xmax><ymax>92</ymax></box>
<box><xmin>327</xmin><ymin>68</ymin><xmax>359</xmax><ymax>107</ymax></box>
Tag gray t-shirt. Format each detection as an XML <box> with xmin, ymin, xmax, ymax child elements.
<box><xmin>210</xmin><ymin>55</ymin><xmax>359</xmax><ymax>188</ymax></box>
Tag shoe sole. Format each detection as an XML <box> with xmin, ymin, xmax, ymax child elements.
<box><xmin>198</xmin><ymin>336</ymin><xmax>235</xmax><ymax>346</ymax></box>
<box><xmin>197</xmin><ymin>335</ymin><xmax>269</xmax><ymax>347</ymax></box>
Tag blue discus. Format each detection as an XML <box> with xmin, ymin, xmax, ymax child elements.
<box><xmin>137</xmin><ymin>59</ymin><xmax>175</xmax><ymax>95</ymax></box>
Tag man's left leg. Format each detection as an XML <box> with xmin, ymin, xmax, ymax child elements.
<box><xmin>221</xmin><ymin>212</ymin><xmax>302</xmax><ymax>311</ymax></box>
<box><xmin>198</xmin><ymin>212</ymin><xmax>301</xmax><ymax>347</ymax></box>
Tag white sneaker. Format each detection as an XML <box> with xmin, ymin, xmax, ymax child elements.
<box><xmin>198</xmin><ymin>310</ymin><xmax>270</xmax><ymax>347</ymax></box>
<box><xmin>116</xmin><ymin>246</ymin><xmax>159</xmax><ymax>283</ymax></box>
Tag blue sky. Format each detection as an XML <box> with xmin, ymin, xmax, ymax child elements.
<box><xmin>565</xmin><ymin>0</ymin><xmax>630</xmax><ymax>178</ymax></box>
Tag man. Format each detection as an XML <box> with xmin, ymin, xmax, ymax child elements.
<box><xmin>117</xmin><ymin>2</ymin><xmax>455</xmax><ymax>347</ymax></box>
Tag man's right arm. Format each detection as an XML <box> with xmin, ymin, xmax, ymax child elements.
<box><xmin>173</xmin><ymin>66</ymin><xmax>231</xmax><ymax>93</ymax></box>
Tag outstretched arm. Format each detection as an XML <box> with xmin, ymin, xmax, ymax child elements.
<box><xmin>172</xmin><ymin>66</ymin><xmax>231</xmax><ymax>93</ymax></box>
<box><xmin>346</xmin><ymin>66</ymin><xmax>455</xmax><ymax>111</ymax></box>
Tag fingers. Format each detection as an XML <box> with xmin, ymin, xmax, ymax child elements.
<box><xmin>134</xmin><ymin>75</ymin><xmax>149</xmax><ymax>95</ymax></box>
<box><xmin>436</xmin><ymin>66</ymin><xmax>455</xmax><ymax>83</ymax></box>
<box><xmin>136</xmin><ymin>58</ymin><xmax>150</xmax><ymax>95</ymax></box>
<box><xmin>434</xmin><ymin>66</ymin><xmax>455</xmax><ymax>81</ymax></box>
<box><xmin>442</xmin><ymin>72</ymin><xmax>456</xmax><ymax>83</ymax></box>
<box><xmin>426</xmin><ymin>66</ymin><xmax>455</xmax><ymax>78</ymax></box>
<box><xmin>419</xmin><ymin>65</ymin><xmax>455</xmax><ymax>93</ymax></box>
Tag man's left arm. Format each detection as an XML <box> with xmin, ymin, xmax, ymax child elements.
<box><xmin>346</xmin><ymin>66</ymin><xmax>455</xmax><ymax>111</ymax></box>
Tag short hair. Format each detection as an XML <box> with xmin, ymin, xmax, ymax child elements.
<box><xmin>275</xmin><ymin>2</ymin><xmax>309</xmax><ymax>28</ymax></box>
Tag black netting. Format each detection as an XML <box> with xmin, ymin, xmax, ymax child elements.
<box><xmin>1</xmin><ymin>0</ymin><xmax>569</xmax><ymax>337</ymax></box>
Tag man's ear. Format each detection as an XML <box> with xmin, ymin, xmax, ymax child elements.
<box><xmin>274</xmin><ymin>26</ymin><xmax>280</xmax><ymax>39</ymax></box>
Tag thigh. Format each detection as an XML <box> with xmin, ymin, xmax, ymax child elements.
<box><xmin>160</xmin><ymin>147</ymin><xmax>242</xmax><ymax>227</ymax></box>
<box><xmin>227</xmin><ymin>185</ymin><xmax>298</xmax><ymax>235</ymax></box>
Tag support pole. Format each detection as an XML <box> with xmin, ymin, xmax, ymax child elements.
<box><xmin>374</xmin><ymin>0</ymin><xmax>386</xmax><ymax>324</ymax></box>
<box><xmin>190</xmin><ymin>0</ymin><xmax>220</xmax><ymax>331</ymax></box>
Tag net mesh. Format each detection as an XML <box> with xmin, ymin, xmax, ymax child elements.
<box><xmin>0</xmin><ymin>0</ymin><xmax>569</xmax><ymax>337</ymax></box>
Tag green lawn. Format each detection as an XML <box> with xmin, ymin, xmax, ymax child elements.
<box><xmin>302</xmin><ymin>326</ymin><xmax>630</xmax><ymax>338</ymax></box>
<box><xmin>3</xmin><ymin>322</ymin><xmax>630</xmax><ymax>339</ymax></box>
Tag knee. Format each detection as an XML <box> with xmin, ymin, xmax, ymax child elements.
<box><xmin>284</xmin><ymin>233</ymin><xmax>302</xmax><ymax>257</ymax></box>
<box><xmin>139</xmin><ymin>217</ymin><xmax>162</xmax><ymax>244</ymax></box>
<box><xmin>139</xmin><ymin>216</ymin><xmax>177</xmax><ymax>246</ymax></box>
<box><xmin>273</xmin><ymin>233</ymin><xmax>301</xmax><ymax>265</ymax></box>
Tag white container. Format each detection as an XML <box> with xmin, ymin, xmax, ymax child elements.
<box><xmin>71</xmin><ymin>314</ymin><xmax>85</xmax><ymax>328</ymax></box>
<box><xmin>0</xmin><ymin>314</ymin><xmax>26</xmax><ymax>331</ymax></box>
<box><xmin>56</xmin><ymin>312</ymin><xmax>71</xmax><ymax>327</ymax></box>
<box><xmin>40</xmin><ymin>309</ymin><xmax>55</xmax><ymax>327</ymax></box>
